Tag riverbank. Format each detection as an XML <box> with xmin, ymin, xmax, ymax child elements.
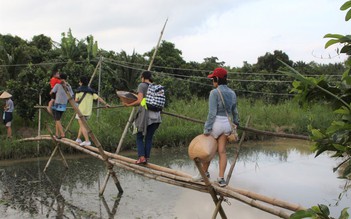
<box><xmin>0</xmin><ymin>98</ymin><xmax>337</xmax><ymax>159</ymax></box>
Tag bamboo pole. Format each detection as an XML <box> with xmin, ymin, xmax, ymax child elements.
<box><xmin>194</xmin><ymin>158</ymin><xmax>227</xmax><ymax>219</ymax></box>
<box><xmin>35</xmin><ymin>105</ymin><xmax>125</xmax><ymax>110</ymax></box>
<box><xmin>161</xmin><ymin>111</ymin><xmax>309</xmax><ymax>140</ymax></box>
<box><xmin>99</xmin><ymin>172</ymin><xmax>110</xmax><ymax>195</ymax></box>
<box><xmin>100</xmin><ymin>194</ymin><xmax>121</xmax><ymax>218</ymax></box>
<box><xmin>97</xmin><ymin>56</ymin><xmax>102</xmax><ymax>118</ymax></box>
<box><xmin>60</xmin><ymin>82</ymin><xmax>123</xmax><ymax>194</ymax></box>
<box><xmin>35</xmin><ymin>105</ymin><xmax>310</xmax><ymax>140</ymax></box>
<box><xmin>43</xmin><ymin>125</ymin><xmax>69</xmax><ymax>172</ymax></box>
<box><xmin>115</xmin><ymin>107</ymin><xmax>136</xmax><ymax>154</ymax></box>
<box><xmin>88</xmin><ymin>59</ymin><xmax>102</xmax><ymax>86</ymax></box>
<box><xmin>147</xmin><ymin>18</ymin><xmax>168</xmax><ymax>71</ymax></box>
<box><xmin>23</xmin><ymin>135</ymin><xmax>304</xmax><ymax>215</ymax></box>
<box><xmin>37</xmin><ymin>93</ymin><xmax>42</xmax><ymax>154</ymax></box>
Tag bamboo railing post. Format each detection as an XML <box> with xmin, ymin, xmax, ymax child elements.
<box><xmin>37</xmin><ymin>93</ymin><xmax>42</xmax><ymax>154</ymax></box>
<box><xmin>99</xmin><ymin>171</ymin><xmax>111</xmax><ymax>195</ymax></box>
<box><xmin>115</xmin><ymin>107</ymin><xmax>136</xmax><ymax>154</ymax></box>
<box><xmin>61</xmin><ymin>82</ymin><xmax>123</xmax><ymax>194</ymax></box>
<box><xmin>212</xmin><ymin>116</ymin><xmax>251</xmax><ymax>219</ymax></box>
<box><xmin>194</xmin><ymin>158</ymin><xmax>227</xmax><ymax>219</ymax></box>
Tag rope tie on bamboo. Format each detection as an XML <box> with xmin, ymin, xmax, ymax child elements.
<box><xmin>223</xmin><ymin>197</ymin><xmax>231</xmax><ymax>206</ymax></box>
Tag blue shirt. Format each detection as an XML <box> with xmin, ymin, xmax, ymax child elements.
<box><xmin>204</xmin><ymin>85</ymin><xmax>239</xmax><ymax>134</ymax></box>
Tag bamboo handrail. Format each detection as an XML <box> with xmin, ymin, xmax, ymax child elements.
<box><xmin>35</xmin><ymin>105</ymin><xmax>310</xmax><ymax>140</ymax></box>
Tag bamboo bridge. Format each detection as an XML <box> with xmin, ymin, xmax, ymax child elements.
<box><xmin>21</xmin><ymin>86</ymin><xmax>308</xmax><ymax>219</ymax></box>
<box><xmin>20</xmin><ymin>20</ymin><xmax>309</xmax><ymax>218</ymax></box>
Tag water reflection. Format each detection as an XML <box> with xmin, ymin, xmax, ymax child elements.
<box><xmin>0</xmin><ymin>139</ymin><xmax>349</xmax><ymax>219</ymax></box>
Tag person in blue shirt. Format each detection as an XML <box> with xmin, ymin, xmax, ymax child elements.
<box><xmin>1</xmin><ymin>91</ymin><xmax>14</xmax><ymax>139</ymax></box>
<box><xmin>194</xmin><ymin>67</ymin><xmax>239</xmax><ymax>187</ymax></box>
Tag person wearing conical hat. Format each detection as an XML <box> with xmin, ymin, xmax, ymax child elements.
<box><xmin>0</xmin><ymin>91</ymin><xmax>14</xmax><ymax>138</ymax></box>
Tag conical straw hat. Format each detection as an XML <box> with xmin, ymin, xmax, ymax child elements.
<box><xmin>116</xmin><ymin>91</ymin><xmax>137</xmax><ymax>104</ymax></box>
<box><xmin>0</xmin><ymin>91</ymin><xmax>12</xmax><ymax>99</ymax></box>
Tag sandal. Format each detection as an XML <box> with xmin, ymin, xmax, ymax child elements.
<box><xmin>135</xmin><ymin>157</ymin><xmax>147</xmax><ymax>165</ymax></box>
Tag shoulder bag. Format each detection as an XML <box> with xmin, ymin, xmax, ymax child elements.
<box><xmin>217</xmin><ymin>88</ymin><xmax>239</xmax><ymax>143</ymax></box>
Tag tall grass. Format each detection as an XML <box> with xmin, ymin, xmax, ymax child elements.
<box><xmin>0</xmin><ymin>98</ymin><xmax>337</xmax><ymax>159</ymax></box>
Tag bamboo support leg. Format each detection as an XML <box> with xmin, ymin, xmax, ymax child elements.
<box><xmin>212</xmin><ymin>116</ymin><xmax>251</xmax><ymax>219</ymax></box>
<box><xmin>99</xmin><ymin>172</ymin><xmax>111</xmax><ymax>195</ymax></box>
<box><xmin>194</xmin><ymin>158</ymin><xmax>227</xmax><ymax>219</ymax></box>
<box><xmin>57</xmin><ymin>144</ymin><xmax>69</xmax><ymax>169</ymax></box>
<box><xmin>44</xmin><ymin>144</ymin><xmax>59</xmax><ymax>172</ymax></box>
<box><xmin>64</xmin><ymin>114</ymin><xmax>76</xmax><ymax>134</ymax></box>
<box><xmin>45</xmin><ymin>125</ymin><xmax>69</xmax><ymax>171</ymax></box>
<box><xmin>115</xmin><ymin>107</ymin><xmax>135</xmax><ymax>154</ymax></box>
<box><xmin>109</xmin><ymin>169</ymin><xmax>124</xmax><ymax>193</ymax></box>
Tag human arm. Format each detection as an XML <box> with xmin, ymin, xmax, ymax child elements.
<box><xmin>231</xmin><ymin>95</ymin><xmax>239</xmax><ymax>127</ymax></box>
<box><xmin>50</xmin><ymin>84</ymin><xmax>59</xmax><ymax>95</ymax></box>
<box><xmin>97</xmin><ymin>96</ymin><xmax>110</xmax><ymax>108</ymax></box>
<box><xmin>204</xmin><ymin>90</ymin><xmax>218</xmax><ymax>135</ymax></box>
<box><xmin>123</xmin><ymin>92</ymin><xmax>143</xmax><ymax>107</ymax></box>
<box><xmin>123</xmin><ymin>83</ymin><xmax>146</xmax><ymax>107</ymax></box>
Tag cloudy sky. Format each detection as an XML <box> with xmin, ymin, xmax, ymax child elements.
<box><xmin>0</xmin><ymin>0</ymin><xmax>349</xmax><ymax>67</ymax></box>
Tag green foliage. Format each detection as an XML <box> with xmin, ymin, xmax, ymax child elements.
<box><xmin>290</xmin><ymin>204</ymin><xmax>349</xmax><ymax>219</ymax></box>
<box><xmin>255</xmin><ymin>50</ymin><xmax>293</xmax><ymax>73</ymax></box>
<box><xmin>7</xmin><ymin>66</ymin><xmax>49</xmax><ymax>122</ymax></box>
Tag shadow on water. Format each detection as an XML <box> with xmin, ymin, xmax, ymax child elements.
<box><xmin>0</xmin><ymin>138</ymin><xmax>349</xmax><ymax>218</ymax></box>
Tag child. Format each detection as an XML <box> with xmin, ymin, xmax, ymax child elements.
<box><xmin>47</xmin><ymin>71</ymin><xmax>61</xmax><ymax>114</ymax></box>
<box><xmin>0</xmin><ymin>91</ymin><xmax>14</xmax><ymax>138</ymax></box>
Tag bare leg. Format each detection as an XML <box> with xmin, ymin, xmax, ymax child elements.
<box><xmin>217</xmin><ymin>134</ymin><xmax>227</xmax><ymax>178</ymax></box>
<box><xmin>78</xmin><ymin>119</ymin><xmax>89</xmax><ymax>142</ymax></box>
<box><xmin>56</xmin><ymin>120</ymin><xmax>65</xmax><ymax>137</ymax></box>
<box><xmin>47</xmin><ymin>99</ymin><xmax>54</xmax><ymax>115</ymax></box>
<box><xmin>77</xmin><ymin>126</ymin><xmax>82</xmax><ymax>139</ymax></box>
<box><xmin>6</xmin><ymin>126</ymin><xmax>12</xmax><ymax>138</ymax></box>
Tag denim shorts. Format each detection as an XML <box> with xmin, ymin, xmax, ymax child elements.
<box><xmin>210</xmin><ymin>116</ymin><xmax>231</xmax><ymax>139</ymax></box>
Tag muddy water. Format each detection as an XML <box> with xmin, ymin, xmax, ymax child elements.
<box><xmin>0</xmin><ymin>139</ymin><xmax>350</xmax><ymax>219</ymax></box>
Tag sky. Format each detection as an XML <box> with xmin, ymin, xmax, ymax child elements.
<box><xmin>0</xmin><ymin>0</ymin><xmax>349</xmax><ymax>67</ymax></box>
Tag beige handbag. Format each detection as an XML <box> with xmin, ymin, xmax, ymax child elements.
<box><xmin>217</xmin><ymin>88</ymin><xmax>238</xmax><ymax>143</ymax></box>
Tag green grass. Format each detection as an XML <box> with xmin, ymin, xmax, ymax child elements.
<box><xmin>0</xmin><ymin>98</ymin><xmax>337</xmax><ymax>159</ymax></box>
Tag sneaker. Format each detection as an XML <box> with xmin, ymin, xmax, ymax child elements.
<box><xmin>75</xmin><ymin>138</ymin><xmax>82</xmax><ymax>144</ymax></box>
<box><xmin>217</xmin><ymin>177</ymin><xmax>226</xmax><ymax>187</ymax></box>
<box><xmin>192</xmin><ymin>171</ymin><xmax>210</xmax><ymax>182</ymax></box>
<box><xmin>79</xmin><ymin>141</ymin><xmax>91</xmax><ymax>146</ymax></box>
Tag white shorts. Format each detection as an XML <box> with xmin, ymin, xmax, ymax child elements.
<box><xmin>210</xmin><ymin>116</ymin><xmax>231</xmax><ymax>139</ymax></box>
<box><xmin>5</xmin><ymin>121</ymin><xmax>11</xmax><ymax>127</ymax></box>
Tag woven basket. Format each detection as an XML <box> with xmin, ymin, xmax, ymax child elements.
<box><xmin>116</xmin><ymin>91</ymin><xmax>137</xmax><ymax>104</ymax></box>
<box><xmin>188</xmin><ymin>134</ymin><xmax>218</xmax><ymax>162</ymax></box>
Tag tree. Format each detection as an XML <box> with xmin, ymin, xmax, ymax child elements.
<box><xmin>255</xmin><ymin>50</ymin><xmax>292</xmax><ymax>73</ymax></box>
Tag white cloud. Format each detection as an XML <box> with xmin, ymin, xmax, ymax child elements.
<box><xmin>0</xmin><ymin>0</ymin><xmax>349</xmax><ymax>66</ymax></box>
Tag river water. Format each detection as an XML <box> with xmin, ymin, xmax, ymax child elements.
<box><xmin>0</xmin><ymin>139</ymin><xmax>350</xmax><ymax>219</ymax></box>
